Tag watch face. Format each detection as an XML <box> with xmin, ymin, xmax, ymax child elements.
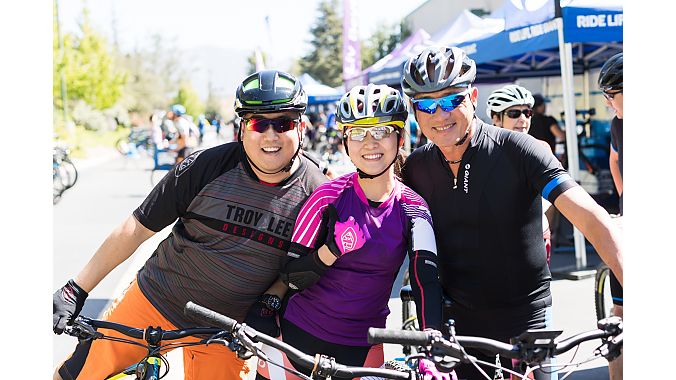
<box><xmin>262</xmin><ymin>295</ymin><xmax>281</xmax><ymax>311</ymax></box>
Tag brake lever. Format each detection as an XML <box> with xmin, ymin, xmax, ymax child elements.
<box><xmin>67</xmin><ymin>320</ymin><xmax>103</xmax><ymax>341</ymax></box>
<box><xmin>232</xmin><ymin>324</ymin><xmax>268</xmax><ymax>361</ymax></box>
<box><xmin>596</xmin><ymin>332</ymin><xmax>623</xmax><ymax>362</ymax></box>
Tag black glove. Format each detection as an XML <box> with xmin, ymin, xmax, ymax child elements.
<box><xmin>320</xmin><ymin>204</ymin><xmax>341</xmax><ymax>257</ymax></box>
<box><xmin>53</xmin><ymin>279</ymin><xmax>89</xmax><ymax>334</ymax></box>
<box><xmin>244</xmin><ymin>295</ymin><xmax>281</xmax><ymax>337</ymax></box>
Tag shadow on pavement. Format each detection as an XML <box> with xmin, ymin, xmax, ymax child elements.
<box><xmin>558</xmin><ymin>365</ymin><xmax>609</xmax><ymax>380</ymax></box>
<box><xmin>81</xmin><ymin>298</ymin><xmax>111</xmax><ymax>319</ymax></box>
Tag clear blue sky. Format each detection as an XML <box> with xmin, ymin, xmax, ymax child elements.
<box><xmin>57</xmin><ymin>0</ymin><xmax>428</xmax><ymax>98</ymax></box>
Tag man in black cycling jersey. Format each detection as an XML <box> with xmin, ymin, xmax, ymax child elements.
<box><xmin>52</xmin><ymin>70</ymin><xmax>327</xmax><ymax>380</ymax></box>
<box><xmin>400</xmin><ymin>46</ymin><xmax>624</xmax><ymax>380</ymax></box>
<box><xmin>599</xmin><ymin>51</ymin><xmax>623</xmax><ymax>380</ymax></box>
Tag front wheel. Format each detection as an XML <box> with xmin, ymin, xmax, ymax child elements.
<box><xmin>594</xmin><ymin>264</ymin><xmax>613</xmax><ymax>321</ymax></box>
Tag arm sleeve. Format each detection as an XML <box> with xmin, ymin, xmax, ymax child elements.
<box><xmin>408</xmin><ymin>249</ymin><xmax>442</xmax><ymax>330</ymax></box>
<box><xmin>402</xmin><ymin>191</ymin><xmax>442</xmax><ymax>330</ymax></box>
<box><xmin>513</xmin><ymin>133</ymin><xmax>578</xmax><ymax>204</ymax></box>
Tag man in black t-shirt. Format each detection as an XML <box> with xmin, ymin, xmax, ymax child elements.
<box><xmin>400</xmin><ymin>46</ymin><xmax>624</xmax><ymax>380</ymax></box>
<box><xmin>529</xmin><ymin>94</ymin><xmax>565</xmax><ymax>155</ymax></box>
<box><xmin>52</xmin><ymin>70</ymin><xmax>327</xmax><ymax>380</ymax></box>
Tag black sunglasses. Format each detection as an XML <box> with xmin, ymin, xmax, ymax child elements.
<box><xmin>603</xmin><ymin>91</ymin><xmax>622</xmax><ymax>100</ymax></box>
<box><xmin>504</xmin><ymin>109</ymin><xmax>533</xmax><ymax>119</ymax></box>
<box><xmin>243</xmin><ymin>117</ymin><xmax>300</xmax><ymax>133</ymax></box>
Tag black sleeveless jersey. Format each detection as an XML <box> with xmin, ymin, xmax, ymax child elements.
<box><xmin>402</xmin><ymin>121</ymin><xmax>577</xmax><ymax>311</ymax></box>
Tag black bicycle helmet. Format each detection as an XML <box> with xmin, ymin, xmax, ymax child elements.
<box><xmin>234</xmin><ymin>70</ymin><xmax>307</xmax><ymax>117</ymax></box>
<box><xmin>598</xmin><ymin>53</ymin><xmax>623</xmax><ymax>93</ymax></box>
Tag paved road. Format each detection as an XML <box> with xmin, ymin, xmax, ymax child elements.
<box><xmin>53</xmin><ymin>129</ymin><xmax>613</xmax><ymax>379</ymax></box>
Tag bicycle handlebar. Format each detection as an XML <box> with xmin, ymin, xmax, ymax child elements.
<box><xmin>368</xmin><ymin>316</ymin><xmax>623</xmax><ymax>363</ymax></box>
<box><xmin>184</xmin><ymin>301</ymin><xmax>413</xmax><ymax>380</ymax></box>
<box><xmin>65</xmin><ymin>316</ymin><xmax>226</xmax><ymax>344</ymax></box>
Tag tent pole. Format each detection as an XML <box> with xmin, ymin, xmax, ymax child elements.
<box><xmin>557</xmin><ymin>17</ymin><xmax>587</xmax><ymax>270</ymax></box>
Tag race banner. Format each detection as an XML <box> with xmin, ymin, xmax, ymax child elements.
<box><xmin>342</xmin><ymin>0</ymin><xmax>361</xmax><ymax>83</ymax></box>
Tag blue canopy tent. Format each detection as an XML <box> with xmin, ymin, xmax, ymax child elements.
<box><xmin>299</xmin><ymin>73</ymin><xmax>343</xmax><ymax>105</ymax></box>
<box><xmin>458</xmin><ymin>0</ymin><xmax>622</xmax><ymax>82</ymax></box>
<box><xmin>366</xmin><ymin>11</ymin><xmax>503</xmax><ymax>86</ymax></box>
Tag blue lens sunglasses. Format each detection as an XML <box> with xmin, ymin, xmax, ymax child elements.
<box><xmin>411</xmin><ymin>89</ymin><xmax>470</xmax><ymax>114</ymax></box>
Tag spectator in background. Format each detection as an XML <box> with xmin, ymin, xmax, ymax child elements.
<box><xmin>529</xmin><ymin>94</ymin><xmax>565</xmax><ymax>154</ymax></box>
<box><xmin>168</xmin><ymin>104</ymin><xmax>200</xmax><ymax>164</ymax></box>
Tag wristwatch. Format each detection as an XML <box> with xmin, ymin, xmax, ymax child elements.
<box><xmin>258</xmin><ymin>294</ymin><xmax>282</xmax><ymax>312</ymax></box>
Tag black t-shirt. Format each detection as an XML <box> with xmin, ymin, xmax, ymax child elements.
<box><xmin>610</xmin><ymin>117</ymin><xmax>623</xmax><ymax>214</ymax></box>
<box><xmin>529</xmin><ymin>113</ymin><xmax>559</xmax><ymax>152</ymax></box>
<box><xmin>402</xmin><ymin>121</ymin><xmax>577</xmax><ymax>313</ymax></box>
<box><xmin>133</xmin><ymin>143</ymin><xmax>327</xmax><ymax>328</ymax></box>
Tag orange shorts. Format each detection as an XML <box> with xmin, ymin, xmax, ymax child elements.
<box><xmin>58</xmin><ymin>279</ymin><xmax>250</xmax><ymax>379</ymax></box>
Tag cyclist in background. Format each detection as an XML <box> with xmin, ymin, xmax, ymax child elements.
<box><xmin>256</xmin><ymin>84</ymin><xmax>449</xmax><ymax>380</ymax></box>
<box><xmin>486</xmin><ymin>84</ymin><xmax>552</xmax><ymax>264</ymax></box>
<box><xmin>598</xmin><ymin>51</ymin><xmax>623</xmax><ymax>380</ymax></box>
<box><xmin>400</xmin><ymin>46</ymin><xmax>623</xmax><ymax>380</ymax></box>
<box><xmin>52</xmin><ymin>70</ymin><xmax>328</xmax><ymax>380</ymax></box>
<box><xmin>168</xmin><ymin>104</ymin><xmax>200</xmax><ymax>164</ymax></box>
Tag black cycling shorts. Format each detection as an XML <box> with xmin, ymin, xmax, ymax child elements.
<box><xmin>609</xmin><ymin>270</ymin><xmax>623</xmax><ymax>306</ymax></box>
<box><xmin>255</xmin><ymin>318</ymin><xmax>371</xmax><ymax>380</ymax></box>
<box><xmin>442</xmin><ymin>297</ymin><xmax>552</xmax><ymax>380</ymax></box>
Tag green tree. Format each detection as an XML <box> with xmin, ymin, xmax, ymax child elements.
<box><xmin>54</xmin><ymin>7</ymin><xmax>127</xmax><ymax>111</ymax></box>
<box><xmin>361</xmin><ymin>20</ymin><xmax>412</xmax><ymax>69</ymax></box>
<box><xmin>116</xmin><ymin>34</ymin><xmax>182</xmax><ymax>115</ymax></box>
<box><xmin>246</xmin><ymin>49</ymin><xmax>268</xmax><ymax>75</ymax></box>
<box><xmin>174</xmin><ymin>81</ymin><xmax>205</xmax><ymax>120</ymax></box>
<box><xmin>298</xmin><ymin>0</ymin><xmax>343</xmax><ymax>87</ymax></box>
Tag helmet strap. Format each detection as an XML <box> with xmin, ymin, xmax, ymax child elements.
<box><xmin>455</xmin><ymin>99</ymin><xmax>477</xmax><ymax>146</ymax></box>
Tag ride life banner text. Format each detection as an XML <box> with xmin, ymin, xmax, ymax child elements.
<box><xmin>562</xmin><ymin>6</ymin><xmax>623</xmax><ymax>43</ymax></box>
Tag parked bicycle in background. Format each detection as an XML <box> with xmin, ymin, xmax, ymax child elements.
<box><xmin>53</xmin><ymin>143</ymin><xmax>78</xmax><ymax>204</ymax></box>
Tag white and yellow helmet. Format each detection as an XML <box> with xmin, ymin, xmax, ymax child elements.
<box><xmin>336</xmin><ymin>84</ymin><xmax>408</xmax><ymax>129</ymax></box>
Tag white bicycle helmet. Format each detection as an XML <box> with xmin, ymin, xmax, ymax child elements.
<box><xmin>485</xmin><ymin>84</ymin><xmax>535</xmax><ymax>119</ymax></box>
<box><xmin>336</xmin><ymin>84</ymin><xmax>408</xmax><ymax>127</ymax></box>
<box><xmin>401</xmin><ymin>46</ymin><xmax>476</xmax><ymax>97</ymax></box>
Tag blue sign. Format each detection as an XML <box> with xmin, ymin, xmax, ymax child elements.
<box><xmin>459</xmin><ymin>19</ymin><xmax>559</xmax><ymax>64</ymax></box>
<box><xmin>562</xmin><ymin>7</ymin><xmax>623</xmax><ymax>43</ymax></box>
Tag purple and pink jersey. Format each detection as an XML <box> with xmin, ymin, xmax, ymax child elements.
<box><xmin>283</xmin><ymin>172</ymin><xmax>437</xmax><ymax>346</ymax></box>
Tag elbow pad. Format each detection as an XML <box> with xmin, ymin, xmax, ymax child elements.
<box><xmin>281</xmin><ymin>250</ymin><xmax>329</xmax><ymax>291</ymax></box>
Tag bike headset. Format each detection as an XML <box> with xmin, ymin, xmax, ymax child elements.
<box><xmin>485</xmin><ymin>84</ymin><xmax>535</xmax><ymax>124</ymax></box>
<box><xmin>336</xmin><ymin>84</ymin><xmax>408</xmax><ymax>180</ymax></box>
<box><xmin>401</xmin><ymin>46</ymin><xmax>478</xmax><ymax>147</ymax></box>
<box><xmin>234</xmin><ymin>70</ymin><xmax>308</xmax><ymax>175</ymax></box>
<box><xmin>598</xmin><ymin>52</ymin><xmax>623</xmax><ymax>93</ymax></box>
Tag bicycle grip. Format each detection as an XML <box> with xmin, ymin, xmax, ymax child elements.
<box><xmin>184</xmin><ymin>301</ymin><xmax>238</xmax><ymax>332</ymax></box>
<box><xmin>368</xmin><ymin>327</ymin><xmax>430</xmax><ymax>346</ymax></box>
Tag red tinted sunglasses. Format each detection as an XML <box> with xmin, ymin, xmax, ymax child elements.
<box><xmin>243</xmin><ymin>117</ymin><xmax>301</xmax><ymax>133</ymax></box>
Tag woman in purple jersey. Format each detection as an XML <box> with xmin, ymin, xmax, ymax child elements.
<box><xmin>255</xmin><ymin>85</ymin><xmax>452</xmax><ymax>380</ymax></box>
